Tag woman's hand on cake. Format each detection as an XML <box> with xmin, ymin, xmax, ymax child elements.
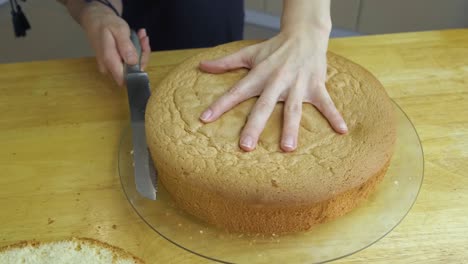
<box><xmin>198</xmin><ymin>0</ymin><xmax>347</xmax><ymax>152</ymax></box>
<box><xmin>199</xmin><ymin>31</ymin><xmax>348</xmax><ymax>152</ymax></box>
<box><xmin>80</xmin><ymin>3</ymin><xmax>151</xmax><ymax>86</ymax></box>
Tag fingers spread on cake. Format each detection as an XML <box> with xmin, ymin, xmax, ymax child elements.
<box><xmin>281</xmin><ymin>77</ymin><xmax>307</xmax><ymax>152</ymax></box>
<box><xmin>239</xmin><ymin>76</ymin><xmax>286</xmax><ymax>151</ymax></box>
<box><xmin>199</xmin><ymin>46</ymin><xmax>254</xmax><ymax>74</ymax></box>
<box><xmin>311</xmin><ymin>85</ymin><xmax>348</xmax><ymax>134</ymax></box>
<box><xmin>198</xmin><ymin>29</ymin><xmax>348</xmax><ymax>151</ymax></box>
<box><xmin>199</xmin><ymin>66</ymin><xmax>269</xmax><ymax>123</ymax></box>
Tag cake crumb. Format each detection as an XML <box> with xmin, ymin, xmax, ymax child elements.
<box><xmin>199</xmin><ymin>230</ymin><xmax>204</xmax><ymax>234</ymax></box>
<box><xmin>394</xmin><ymin>180</ymin><xmax>399</xmax><ymax>185</ymax></box>
<box><xmin>130</xmin><ymin>150</ymin><xmax>134</xmax><ymax>155</ymax></box>
<box><xmin>47</xmin><ymin>218</ymin><xmax>55</xmax><ymax>225</ymax></box>
<box><xmin>177</xmin><ymin>223</ymin><xmax>182</xmax><ymax>227</ymax></box>
<box><xmin>238</xmin><ymin>234</ymin><xmax>244</xmax><ymax>238</ymax></box>
<box><xmin>271</xmin><ymin>179</ymin><xmax>279</xmax><ymax>188</ymax></box>
<box><xmin>75</xmin><ymin>244</ymin><xmax>82</xmax><ymax>251</ymax></box>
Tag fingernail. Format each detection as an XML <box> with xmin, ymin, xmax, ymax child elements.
<box><xmin>240</xmin><ymin>136</ymin><xmax>253</xmax><ymax>149</ymax></box>
<box><xmin>339</xmin><ymin>123</ymin><xmax>348</xmax><ymax>133</ymax></box>
<box><xmin>142</xmin><ymin>28</ymin><xmax>147</xmax><ymax>35</ymax></box>
<box><xmin>282</xmin><ymin>136</ymin><xmax>295</xmax><ymax>149</ymax></box>
<box><xmin>200</xmin><ymin>109</ymin><xmax>212</xmax><ymax>121</ymax></box>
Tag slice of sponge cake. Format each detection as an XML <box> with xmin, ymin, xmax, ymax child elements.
<box><xmin>0</xmin><ymin>237</ymin><xmax>144</xmax><ymax>264</ymax></box>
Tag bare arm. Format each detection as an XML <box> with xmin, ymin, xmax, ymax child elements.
<box><xmin>281</xmin><ymin>0</ymin><xmax>331</xmax><ymax>34</ymax></box>
<box><xmin>57</xmin><ymin>0</ymin><xmax>122</xmax><ymax>25</ymax></box>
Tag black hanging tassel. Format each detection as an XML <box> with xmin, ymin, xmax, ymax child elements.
<box><xmin>9</xmin><ymin>0</ymin><xmax>30</xmax><ymax>37</ymax></box>
<box><xmin>16</xmin><ymin>4</ymin><xmax>31</xmax><ymax>31</ymax></box>
<box><xmin>11</xmin><ymin>9</ymin><xmax>26</xmax><ymax>37</ymax></box>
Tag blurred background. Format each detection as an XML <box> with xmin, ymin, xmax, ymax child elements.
<box><xmin>0</xmin><ymin>0</ymin><xmax>467</xmax><ymax>63</ymax></box>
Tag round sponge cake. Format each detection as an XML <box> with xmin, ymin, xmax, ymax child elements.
<box><xmin>146</xmin><ymin>41</ymin><xmax>396</xmax><ymax>234</ymax></box>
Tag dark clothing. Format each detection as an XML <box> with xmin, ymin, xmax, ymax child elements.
<box><xmin>122</xmin><ymin>0</ymin><xmax>244</xmax><ymax>51</ymax></box>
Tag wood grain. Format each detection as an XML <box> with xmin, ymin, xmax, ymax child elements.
<box><xmin>0</xmin><ymin>29</ymin><xmax>467</xmax><ymax>263</ymax></box>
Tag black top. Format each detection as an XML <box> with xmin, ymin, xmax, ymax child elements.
<box><xmin>122</xmin><ymin>0</ymin><xmax>244</xmax><ymax>51</ymax></box>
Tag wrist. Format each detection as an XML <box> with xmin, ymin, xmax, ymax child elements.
<box><xmin>279</xmin><ymin>0</ymin><xmax>331</xmax><ymax>48</ymax></box>
<box><xmin>80</xmin><ymin>2</ymin><xmax>116</xmax><ymax>29</ymax></box>
<box><xmin>281</xmin><ymin>18</ymin><xmax>332</xmax><ymax>36</ymax></box>
<box><xmin>280</xmin><ymin>23</ymin><xmax>331</xmax><ymax>51</ymax></box>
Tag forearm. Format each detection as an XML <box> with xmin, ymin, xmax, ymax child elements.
<box><xmin>281</xmin><ymin>0</ymin><xmax>331</xmax><ymax>35</ymax></box>
<box><xmin>57</xmin><ymin>0</ymin><xmax>122</xmax><ymax>25</ymax></box>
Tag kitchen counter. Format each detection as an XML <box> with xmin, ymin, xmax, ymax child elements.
<box><xmin>0</xmin><ymin>29</ymin><xmax>467</xmax><ymax>263</ymax></box>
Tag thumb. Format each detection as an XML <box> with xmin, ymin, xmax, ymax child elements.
<box><xmin>199</xmin><ymin>48</ymin><xmax>252</xmax><ymax>74</ymax></box>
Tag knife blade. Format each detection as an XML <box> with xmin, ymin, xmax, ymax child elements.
<box><xmin>125</xmin><ymin>30</ymin><xmax>157</xmax><ymax>200</ymax></box>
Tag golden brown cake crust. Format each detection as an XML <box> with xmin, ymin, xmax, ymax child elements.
<box><xmin>146</xmin><ymin>41</ymin><xmax>396</xmax><ymax>233</ymax></box>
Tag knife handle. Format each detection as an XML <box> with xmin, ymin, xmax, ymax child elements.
<box><xmin>125</xmin><ymin>30</ymin><xmax>142</xmax><ymax>75</ymax></box>
<box><xmin>130</xmin><ymin>30</ymin><xmax>142</xmax><ymax>67</ymax></box>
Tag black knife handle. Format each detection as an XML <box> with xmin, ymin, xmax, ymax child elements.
<box><xmin>130</xmin><ymin>29</ymin><xmax>142</xmax><ymax>67</ymax></box>
<box><xmin>125</xmin><ymin>30</ymin><xmax>142</xmax><ymax>75</ymax></box>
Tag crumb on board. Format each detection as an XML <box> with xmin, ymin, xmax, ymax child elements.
<box><xmin>112</xmin><ymin>224</ymin><xmax>117</xmax><ymax>230</ymax></box>
<box><xmin>47</xmin><ymin>218</ymin><xmax>54</xmax><ymax>225</ymax></box>
<box><xmin>271</xmin><ymin>179</ymin><xmax>279</xmax><ymax>187</ymax></box>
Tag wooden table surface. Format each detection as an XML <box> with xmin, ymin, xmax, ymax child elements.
<box><xmin>1</xmin><ymin>29</ymin><xmax>467</xmax><ymax>263</ymax></box>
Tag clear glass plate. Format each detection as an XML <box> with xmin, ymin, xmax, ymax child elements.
<box><xmin>119</xmin><ymin>102</ymin><xmax>424</xmax><ymax>264</ymax></box>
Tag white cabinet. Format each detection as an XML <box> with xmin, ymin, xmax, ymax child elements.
<box><xmin>358</xmin><ymin>0</ymin><xmax>468</xmax><ymax>34</ymax></box>
<box><xmin>245</xmin><ymin>0</ymin><xmax>468</xmax><ymax>33</ymax></box>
